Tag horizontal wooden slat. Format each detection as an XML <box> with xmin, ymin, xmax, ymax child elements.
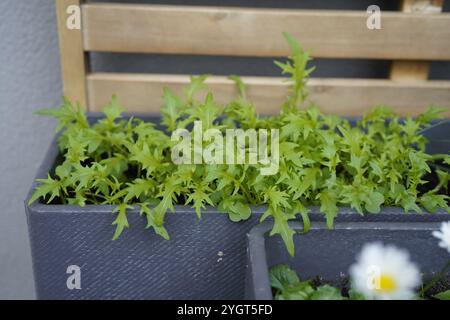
<box><xmin>82</xmin><ymin>4</ymin><xmax>450</xmax><ymax>60</ymax></box>
<box><xmin>87</xmin><ymin>73</ymin><xmax>450</xmax><ymax>116</ymax></box>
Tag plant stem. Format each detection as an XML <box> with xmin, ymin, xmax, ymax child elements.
<box><xmin>137</xmin><ymin>164</ymin><xmax>142</xmax><ymax>177</ymax></box>
<box><xmin>85</xmin><ymin>192</ymin><xmax>107</xmax><ymax>200</ymax></box>
<box><xmin>430</xmin><ymin>153</ymin><xmax>449</xmax><ymax>160</ymax></box>
<box><xmin>238</xmin><ymin>181</ymin><xmax>256</xmax><ymax>204</ymax></box>
<box><xmin>419</xmin><ymin>119</ymin><xmax>450</xmax><ymax>135</ymax></box>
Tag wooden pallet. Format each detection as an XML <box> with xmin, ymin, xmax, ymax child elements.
<box><xmin>56</xmin><ymin>0</ymin><xmax>450</xmax><ymax>115</ymax></box>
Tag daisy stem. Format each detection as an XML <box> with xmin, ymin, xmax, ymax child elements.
<box><xmin>421</xmin><ymin>260</ymin><xmax>450</xmax><ymax>297</ymax></box>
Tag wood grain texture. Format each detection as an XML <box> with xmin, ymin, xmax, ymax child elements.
<box><xmin>400</xmin><ymin>0</ymin><xmax>444</xmax><ymax>13</ymax></box>
<box><xmin>87</xmin><ymin>73</ymin><xmax>450</xmax><ymax>116</ymax></box>
<box><xmin>390</xmin><ymin>0</ymin><xmax>444</xmax><ymax>81</ymax></box>
<box><xmin>390</xmin><ymin>60</ymin><xmax>430</xmax><ymax>81</ymax></box>
<box><xmin>56</xmin><ymin>0</ymin><xmax>89</xmax><ymax>109</ymax></box>
<box><xmin>81</xmin><ymin>4</ymin><xmax>450</xmax><ymax>60</ymax></box>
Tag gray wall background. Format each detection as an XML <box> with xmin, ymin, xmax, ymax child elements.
<box><xmin>0</xmin><ymin>0</ymin><xmax>448</xmax><ymax>299</ymax></box>
<box><xmin>0</xmin><ymin>0</ymin><xmax>61</xmax><ymax>299</ymax></box>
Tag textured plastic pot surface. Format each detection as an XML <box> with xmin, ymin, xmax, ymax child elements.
<box><xmin>25</xmin><ymin>114</ymin><xmax>449</xmax><ymax>299</ymax></box>
<box><xmin>245</xmin><ymin>220</ymin><xmax>450</xmax><ymax>300</ymax></box>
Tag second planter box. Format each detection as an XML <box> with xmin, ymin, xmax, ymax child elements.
<box><xmin>245</xmin><ymin>220</ymin><xmax>450</xmax><ymax>300</ymax></box>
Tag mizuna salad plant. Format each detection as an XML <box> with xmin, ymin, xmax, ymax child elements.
<box><xmin>29</xmin><ymin>33</ymin><xmax>450</xmax><ymax>255</ymax></box>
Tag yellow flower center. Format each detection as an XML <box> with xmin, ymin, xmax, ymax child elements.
<box><xmin>376</xmin><ymin>274</ymin><xmax>397</xmax><ymax>292</ymax></box>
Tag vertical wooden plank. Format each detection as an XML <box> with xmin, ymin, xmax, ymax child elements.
<box><xmin>390</xmin><ymin>0</ymin><xmax>443</xmax><ymax>80</ymax></box>
<box><xmin>55</xmin><ymin>0</ymin><xmax>88</xmax><ymax>109</ymax></box>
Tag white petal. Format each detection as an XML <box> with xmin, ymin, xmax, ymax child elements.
<box><xmin>432</xmin><ymin>230</ymin><xmax>444</xmax><ymax>240</ymax></box>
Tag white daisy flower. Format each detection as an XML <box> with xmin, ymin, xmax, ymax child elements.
<box><xmin>349</xmin><ymin>242</ymin><xmax>421</xmax><ymax>300</ymax></box>
<box><xmin>432</xmin><ymin>221</ymin><xmax>450</xmax><ymax>253</ymax></box>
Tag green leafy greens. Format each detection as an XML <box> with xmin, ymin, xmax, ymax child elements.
<box><xmin>30</xmin><ymin>33</ymin><xmax>450</xmax><ymax>256</ymax></box>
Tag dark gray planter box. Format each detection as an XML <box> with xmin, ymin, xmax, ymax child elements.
<box><xmin>25</xmin><ymin>115</ymin><xmax>449</xmax><ymax>299</ymax></box>
<box><xmin>245</xmin><ymin>220</ymin><xmax>450</xmax><ymax>300</ymax></box>
<box><xmin>25</xmin><ymin>114</ymin><xmax>264</xmax><ymax>300</ymax></box>
<box><xmin>25</xmin><ymin>136</ymin><xmax>261</xmax><ymax>300</ymax></box>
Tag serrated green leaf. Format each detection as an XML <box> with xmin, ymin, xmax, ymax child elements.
<box><xmin>317</xmin><ymin>191</ymin><xmax>339</xmax><ymax>229</ymax></box>
<box><xmin>35</xmin><ymin>97</ymin><xmax>88</xmax><ymax>132</ymax></box>
<box><xmin>28</xmin><ymin>175</ymin><xmax>65</xmax><ymax>205</ymax></box>
<box><xmin>112</xmin><ymin>203</ymin><xmax>133</xmax><ymax>240</ymax></box>
<box><xmin>102</xmin><ymin>95</ymin><xmax>124</xmax><ymax>123</ymax></box>
<box><xmin>420</xmin><ymin>193</ymin><xmax>450</xmax><ymax>213</ymax></box>
<box><xmin>161</xmin><ymin>87</ymin><xmax>183</xmax><ymax>131</ymax></box>
<box><xmin>186</xmin><ymin>182</ymin><xmax>214</xmax><ymax>219</ymax></box>
<box><xmin>140</xmin><ymin>204</ymin><xmax>170</xmax><ymax>240</ymax></box>
<box><xmin>269</xmin><ymin>207</ymin><xmax>296</xmax><ymax>256</ymax></box>
<box><xmin>184</xmin><ymin>75</ymin><xmax>208</xmax><ymax>102</ymax></box>
<box><xmin>124</xmin><ymin>179</ymin><xmax>155</xmax><ymax>203</ymax></box>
